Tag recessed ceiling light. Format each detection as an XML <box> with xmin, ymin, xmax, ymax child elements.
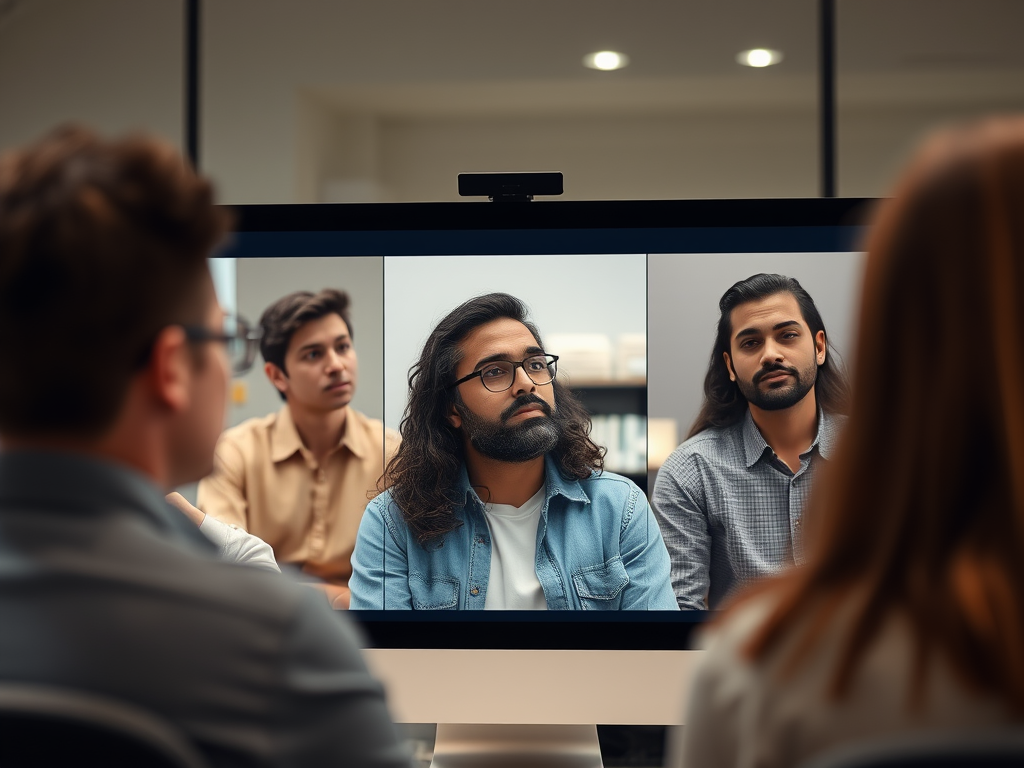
<box><xmin>583</xmin><ymin>50</ymin><xmax>629</xmax><ymax>71</ymax></box>
<box><xmin>737</xmin><ymin>48</ymin><xmax>783</xmax><ymax>68</ymax></box>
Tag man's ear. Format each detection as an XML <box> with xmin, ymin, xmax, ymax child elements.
<box><xmin>815</xmin><ymin>330</ymin><xmax>827</xmax><ymax>366</ymax></box>
<box><xmin>264</xmin><ymin>361</ymin><xmax>289</xmax><ymax>397</ymax></box>
<box><xmin>448</xmin><ymin>402</ymin><xmax>462</xmax><ymax>429</ymax></box>
<box><xmin>722</xmin><ymin>351</ymin><xmax>737</xmax><ymax>382</ymax></box>
<box><xmin>147</xmin><ymin>326</ymin><xmax>191</xmax><ymax>413</ymax></box>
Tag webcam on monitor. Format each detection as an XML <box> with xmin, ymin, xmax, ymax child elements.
<box><xmin>458</xmin><ymin>171</ymin><xmax>563</xmax><ymax>202</ymax></box>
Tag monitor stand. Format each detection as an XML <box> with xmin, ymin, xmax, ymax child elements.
<box><xmin>430</xmin><ymin>724</ymin><xmax>603</xmax><ymax>768</ymax></box>
<box><xmin>364</xmin><ymin>648</ymin><xmax>701</xmax><ymax>767</ymax></box>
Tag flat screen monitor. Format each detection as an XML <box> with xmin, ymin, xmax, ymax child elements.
<box><xmin>216</xmin><ymin>198</ymin><xmax>871</xmax><ymax>767</ymax></box>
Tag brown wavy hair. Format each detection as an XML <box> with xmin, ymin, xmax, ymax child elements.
<box><xmin>0</xmin><ymin>124</ymin><xmax>230</xmax><ymax>438</ymax></box>
<box><xmin>742</xmin><ymin>116</ymin><xmax>1024</xmax><ymax>711</ymax></box>
<box><xmin>687</xmin><ymin>273</ymin><xmax>850</xmax><ymax>440</ymax></box>
<box><xmin>380</xmin><ymin>292</ymin><xmax>604</xmax><ymax>546</ymax></box>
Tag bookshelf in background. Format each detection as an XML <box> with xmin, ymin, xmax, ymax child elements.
<box><xmin>568</xmin><ymin>378</ymin><xmax>648</xmax><ymax>494</ymax></box>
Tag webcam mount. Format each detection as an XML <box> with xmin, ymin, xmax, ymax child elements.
<box><xmin>458</xmin><ymin>172</ymin><xmax>563</xmax><ymax>202</ymax></box>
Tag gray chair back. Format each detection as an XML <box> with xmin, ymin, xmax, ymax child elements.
<box><xmin>798</xmin><ymin>730</ymin><xmax>1024</xmax><ymax>768</ymax></box>
<box><xmin>0</xmin><ymin>683</ymin><xmax>208</xmax><ymax>768</ymax></box>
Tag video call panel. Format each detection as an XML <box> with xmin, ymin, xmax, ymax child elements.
<box><xmin>647</xmin><ymin>251</ymin><xmax>865</xmax><ymax>450</ymax></box>
<box><xmin>209</xmin><ymin>249</ymin><xmax>865</xmax><ymax>611</ymax></box>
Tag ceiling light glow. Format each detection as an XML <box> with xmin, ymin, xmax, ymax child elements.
<box><xmin>737</xmin><ymin>48</ymin><xmax>783</xmax><ymax>68</ymax></box>
<box><xmin>583</xmin><ymin>50</ymin><xmax>629</xmax><ymax>71</ymax></box>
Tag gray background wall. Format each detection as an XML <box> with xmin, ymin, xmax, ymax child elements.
<box><xmin>382</xmin><ymin>253</ymin><xmax>646</xmax><ymax>431</ymax></box>
<box><xmin>233</xmin><ymin>256</ymin><xmax>385</xmax><ymax>425</ymax></box>
<box><xmin>648</xmin><ymin>250</ymin><xmax>867</xmax><ymax>438</ymax></box>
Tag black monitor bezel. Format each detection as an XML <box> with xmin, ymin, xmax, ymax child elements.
<box><xmin>221</xmin><ymin>197</ymin><xmax>874</xmax><ymax>650</ymax></box>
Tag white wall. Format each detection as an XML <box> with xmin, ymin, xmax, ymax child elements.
<box><xmin>0</xmin><ymin>0</ymin><xmax>182</xmax><ymax>151</ymax></box>
<box><xmin>375</xmin><ymin>109</ymin><xmax>818</xmax><ymax>202</ymax></box>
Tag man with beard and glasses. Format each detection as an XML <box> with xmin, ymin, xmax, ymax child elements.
<box><xmin>652</xmin><ymin>274</ymin><xmax>850</xmax><ymax>610</ymax></box>
<box><xmin>348</xmin><ymin>292</ymin><xmax>676</xmax><ymax>610</ymax></box>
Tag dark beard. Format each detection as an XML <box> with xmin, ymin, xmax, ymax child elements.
<box><xmin>737</xmin><ymin>362</ymin><xmax>817</xmax><ymax>411</ymax></box>
<box><xmin>456</xmin><ymin>393</ymin><xmax>562</xmax><ymax>463</ymax></box>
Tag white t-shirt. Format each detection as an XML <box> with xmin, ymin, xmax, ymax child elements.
<box><xmin>483</xmin><ymin>486</ymin><xmax>547</xmax><ymax>610</ymax></box>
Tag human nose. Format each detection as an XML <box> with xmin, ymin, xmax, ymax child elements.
<box><xmin>325</xmin><ymin>349</ymin><xmax>346</xmax><ymax>372</ymax></box>
<box><xmin>510</xmin><ymin>363</ymin><xmax>537</xmax><ymax>395</ymax></box>
<box><xmin>760</xmin><ymin>338</ymin><xmax>784</xmax><ymax>365</ymax></box>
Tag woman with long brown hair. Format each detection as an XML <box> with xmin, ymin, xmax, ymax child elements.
<box><xmin>681</xmin><ymin>116</ymin><xmax>1024</xmax><ymax>766</ymax></box>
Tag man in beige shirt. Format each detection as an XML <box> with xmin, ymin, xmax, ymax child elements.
<box><xmin>198</xmin><ymin>289</ymin><xmax>398</xmax><ymax>607</ymax></box>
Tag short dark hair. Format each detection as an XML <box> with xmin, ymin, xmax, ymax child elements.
<box><xmin>381</xmin><ymin>292</ymin><xmax>604</xmax><ymax>546</ymax></box>
<box><xmin>687</xmin><ymin>273</ymin><xmax>850</xmax><ymax>439</ymax></box>
<box><xmin>0</xmin><ymin>124</ymin><xmax>231</xmax><ymax>438</ymax></box>
<box><xmin>258</xmin><ymin>289</ymin><xmax>353</xmax><ymax>400</ymax></box>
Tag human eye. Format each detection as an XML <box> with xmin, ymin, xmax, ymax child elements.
<box><xmin>336</xmin><ymin>342</ymin><xmax>352</xmax><ymax>354</ymax></box>
<box><xmin>526</xmin><ymin>357</ymin><xmax>548</xmax><ymax>371</ymax></box>
<box><xmin>480</xmin><ymin>364</ymin><xmax>508</xmax><ymax>379</ymax></box>
<box><xmin>739</xmin><ymin>338</ymin><xmax>760</xmax><ymax>349</ymax></box>
<box><xmin>304</xmin><ymin>349</ymin><xmax>322</xmax><ymax>361</ymax></box>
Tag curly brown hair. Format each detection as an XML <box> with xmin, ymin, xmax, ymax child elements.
<box><xmin>380</xmin><ymin>292</ymin><xmax>604</xmax><ymax>546</ymax></box>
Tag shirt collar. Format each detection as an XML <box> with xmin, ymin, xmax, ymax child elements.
<box><xmin>339</xmin><ymin>408</ymin><xmax>369</xmax><ymax>460</ymax></box>
<box><xmin>270</xmin><ymin>404</ymin><xmax>363</xmax><ymax>463</ymax></box>
<box><xmin>457</xmin><ymin>453</ymin><xmax>591</xmax><ymax>511</ymax></box>
<box><xmin>0</xmin><ymin>449</ymin><xmax>216</xmax><ymax>552</ymax></box>
<box><xmin>815</xmin><ymin>411</ymin><xmax>840</xmax><ymax>460</ymax></box>
<box><xmin>270</xmin><ymin>405</ymin><xmax>305</xmax><ymax>463</ymax></box>
<box><xmin>741</xmin><ymin>408</ymin><xmax>839</xmax><ymax>468</ymax></box>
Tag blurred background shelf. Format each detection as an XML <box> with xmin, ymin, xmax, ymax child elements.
<box><xmin>567</xmin><ymin>379</ymin><xmax>649</xmax><ymax>493</ymax></box>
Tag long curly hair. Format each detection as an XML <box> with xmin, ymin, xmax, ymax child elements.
<box><xmin>686</xmin><ymin>273</ymin><xmax>850</xmax><ymax>439</ymax></box>
<box><xmin>380</xmin><ymin>292</ymin><xmax>604</xmax><ymax>546</ymax></box>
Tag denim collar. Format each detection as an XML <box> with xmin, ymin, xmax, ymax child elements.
<box><xmin>741</xmin><ymin>408</ymin><xmax>839</xmax><ymax>468</ymax></box>
<box><xmin>457</xmin><ymin>453</ymin><xmax>591</xmax><ymax>516</ymax></box>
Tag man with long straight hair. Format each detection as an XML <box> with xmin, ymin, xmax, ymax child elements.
<box><xmin>349</xmin><ymin>292</ymin><xmax>677</xmax><ymax>610</ymax></box>
<box><xmin>0</xmin><ymin>126</ymin><xmax>409</xmax><ymax>767</ymax></box>
<box><xmin>652</xmin><ymin>273</ymin><xmax>849</xmax><ymax>610</ymax></box>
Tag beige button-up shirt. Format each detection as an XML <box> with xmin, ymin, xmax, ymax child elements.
<box><xmin>197</xmin><ymin>406</ymin><xmax>399</xmax><ymax>586</ymax></box>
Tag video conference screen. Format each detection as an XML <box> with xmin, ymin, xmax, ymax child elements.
<box><xmin>208</xmin><ymin>201</ymin><xmax>868</xmax><ymax>636</ymax></box>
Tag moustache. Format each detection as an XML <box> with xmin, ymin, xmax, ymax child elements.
<box><xmin>753</xmin><ymin>363</ymin><xmax>799</xmax><ymax>385</ymax></box>
<box><xmin>500</xmin><ymin>394</ymin><xmax>553</xmax><ymax>423</ymax></box>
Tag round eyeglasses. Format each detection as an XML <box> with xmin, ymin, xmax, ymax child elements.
<box><xmin>450</xmin><ymin>354</ymin><xmax>559</xmax><ymax>393</ymax></box>
<box><xmin>183</xmin><ymin>315</ymin><xmax>263</xmax><ymax>375</ymax></box>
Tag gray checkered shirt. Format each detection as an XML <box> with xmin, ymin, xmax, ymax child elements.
<box><xmin>651</xmin><ymin>409</ymin><xmax>841</xmax><ymax>610</ymax></box>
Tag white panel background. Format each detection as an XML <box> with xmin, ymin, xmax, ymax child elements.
<box><xmin>383</xmin><ymin>254</ymin><xmax>647</xmax><ymax>432</ymax></box>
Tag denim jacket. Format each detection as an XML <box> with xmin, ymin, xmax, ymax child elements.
<box><xmin>349</xmin><ymin>455</ymin><xmax>678</xmax><ymax>610</ymax></box>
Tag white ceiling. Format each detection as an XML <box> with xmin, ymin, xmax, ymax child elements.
<box><xmin>190</xmin><ymin>0</ymin><xmax>1024</xmax><ymax>117</ymax></box>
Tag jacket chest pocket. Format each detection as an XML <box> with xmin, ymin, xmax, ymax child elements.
<box><xmin>409</xmin><ymin>573</ymin><xmax>460</xmax><ymax>610</ymax></box>
<box><xmin>571</xmin><ymin>556</ymin><xmax>629</xmax><ymax>610</ymax></box>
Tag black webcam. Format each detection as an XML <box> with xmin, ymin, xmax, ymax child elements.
<box><xmin>458</xmin><ymin>172</ymin><xmax>563</xmax><ymax>202</ymax></box>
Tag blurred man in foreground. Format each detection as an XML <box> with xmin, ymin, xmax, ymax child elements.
<box><xmin>0</xmin><ymin>125</ymin><xmax>409</xmax><ymax>767</ymax></box>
